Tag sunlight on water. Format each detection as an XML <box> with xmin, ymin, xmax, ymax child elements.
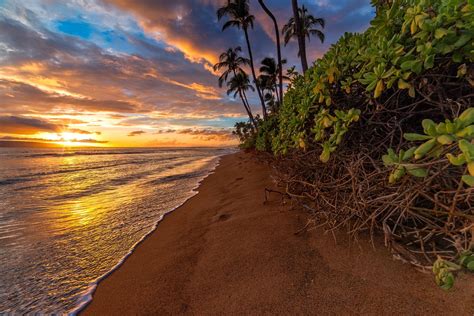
<box><xmin>0</xmin><ymin>147</ymin><xmax>235</xmax><ymax>313</ymax></box>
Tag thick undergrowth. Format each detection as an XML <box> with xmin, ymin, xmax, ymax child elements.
<box><xmin>246</xmin><ymin>0</ymin><xmax>474</xmax><ymax>278</ymax></box>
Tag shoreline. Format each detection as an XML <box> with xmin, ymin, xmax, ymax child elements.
<box><xmin>72</xmin><ymin>153</ymin><xmax>227</xmax><ymax>314</ymax></box>
<box><xmin>82</xmin><ymin>151</ymin><xmax>474</xmax><ymax>315</ymax></box>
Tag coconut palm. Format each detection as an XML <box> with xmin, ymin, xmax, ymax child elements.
<box><xmin>217</xmin><ymin>0</ymin><xmax>267</xmax><ymax>119</ymax></box>
<box><xmin>283</xmin><ymin>4</ymin><xmax>325</xmax><ymax>73</ymax></box>
<box><xmin>213</xmin><ymin>47</ymin><xmax>250</xmax><ymax>88</ymax></box>
<box><xmin>257</xmin><ymin>0</ymin><xmax>284</xmax><ymax>103</ymax></box>
<box><xmin>258</xmin><ymin>57</ymin><xmax>287</xmax><ymax>108</ymax></box>
<box><xmin>258</xmin><ymin>75</ymin><xmax>277</xmax><ymax>114</ymax></box>
<box><xmin>226</xmin><ymin>73</ymin><xmax>257</xmax><ymax>129</ymax></box>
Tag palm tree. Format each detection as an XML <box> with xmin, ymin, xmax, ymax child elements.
<box><xmin>283</xmin><ymin>4</ymin><xmax>325</xmax><ymax>73</ymax></box>
<box><xmin>290</xmin><ymin>0</ymin><xmax>306</xmax><ymax>72</ymax></box>
<box><xmin>217</xmin><ymin>0</ymin><xmax>267</xmax><ymax>119</ymax></box>
<box><xmin>258</xmin><ymin>75</ymin><xmax>277</xmax><ymax>114</ymax></box>
<box><xmin>214</xmin><ymin>47</ymin><xmax>256</xmax><ymax>128</ymax></box>
<box><xmin>257</xmin><ymin>0</ymin><xmax>283</xmax><ymax>103</ymax></box>
<box><xmin>258</xmin><ymin>57</ymin><xmax>287</xmax><ymax>108</ymax></box>
<box><xmin>226</xmin><ymin>73</ymin><xmax>257</xmax><ymax>129</ymax></box>
<box><xmin>213</xmin><ymin>47</ymin><xmax>250</xmax><ymax>88</ymax></box>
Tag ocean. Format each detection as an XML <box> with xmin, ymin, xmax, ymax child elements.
<box><xmin>0</xmin><ymin>147</ymin><xmax>235</xmax><ymax>313</ymax></box>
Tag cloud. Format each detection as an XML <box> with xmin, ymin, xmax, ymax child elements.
<box><xmin>156</xmin><ymin>127</ymin><xmax>235</xmax><ymax>141</ymax></box>
<box><xmin>0</xmin><ymin>115</ymin><xmax>64</xmax><ymax>134</ymax></box>
<box><xmin>0</xmin><ymin>0</ymin><xmax>373</xmax><ymax>147</ymax></box>
<box><xmin>67</xmin><ymin>128</ymin><xmax>101</xmax><ymax>135</ymax></box>
<box><xmin>0</xmin><ymin>136</ymin><xmax>108</xmax><ymax>143</ymax></box>
<box><xmin>0</xmin><ymin>11</ymin><xmax>248</xmax><ymax>119</ymax></box>
<box><xmin>127</xmin><ymin>130</ymin><xmax>146</xmax><ymax>136</ymax></box>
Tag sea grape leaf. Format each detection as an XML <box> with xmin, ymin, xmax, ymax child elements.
<box><xmin>446</xmin><ymin>153</ymin><xmax>466</xmax><ymax>166</ymax></box>
<box><xmin>404</xmin><ymin>133</ymin><xmax>432</xmax><ymax>141</ymax></box>
<box><xmin>407</xmin><ymin>167</ymin><xmax>428</xmax><ymax>177</ymax></box>
<box><xmin>422</xmin><ymin>119</ymin><xmax>437</xmax><ymax>136</ymax></box>
<box><xmin>467</xmin><ymin>261</ymin><xmax>474</xmax><ymax>271</ymax></box>
<box><xmin>461</xmin><ymin>175</ymin><xmax>474</xmax><ymax>187</ymax></box>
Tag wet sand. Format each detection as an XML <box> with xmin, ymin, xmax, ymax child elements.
<box><xmin>83</xmin><ymin>151</ymin><xmax>474</xmax><ymax>315</ymax></box>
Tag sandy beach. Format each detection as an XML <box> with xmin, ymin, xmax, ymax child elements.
<box><xmin>82</xmin><ymin>151</ymin><xmax>474</xmax><ymax>315</ymax></box>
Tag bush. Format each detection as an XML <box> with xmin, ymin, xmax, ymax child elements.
<box><xmin>255</xmin><ymin>0</ymin><xmax>474</xmax><ymax>278</ymax></box>
<box><xmin>233</xmin><ymin>121</ymin><xmax>256</xmax><ymax>149</ymax></box>
<box><xmin>272</xmin><ymin>0</ymin><xmax>473</xmax><ymax>159</ymax></box>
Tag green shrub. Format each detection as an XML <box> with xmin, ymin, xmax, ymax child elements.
<box><xmin>267</xmin><ymin>0</ymin><xmax>473</xmax><ymax>160</ymax></box>
<box><xmin>255</xmin><ymin>0</ymin><xmax>473</xmax><ymax>280</ymax></box>
<box><xmin>233</xmin><ymin>121</ymin><xmax>256</xmax><ymax>149</ymax></box>
<box><xmin>255</xmin><ymin>114</ymin><xmax>278</xmax><ymax>152</ymax></box>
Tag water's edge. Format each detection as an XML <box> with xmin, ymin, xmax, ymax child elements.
<box><xmin>71</xmin><ymin>152</ymin><xmax>232</xmax><ymax>315</ymax></box>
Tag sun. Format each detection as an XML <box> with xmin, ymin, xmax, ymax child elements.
<box><xmin>36</xmin><ymin>131</ymin><xmax>102</xmax><ymax>147</ymax></box>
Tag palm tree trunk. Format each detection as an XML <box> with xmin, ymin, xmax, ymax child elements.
<box><xmin>274</xmin><ymin>83</ymin><xmax>280</xmax><ymax>106</ymax></box>
<box><xmin>257</xmin><ymin>0</ymin><xmax>283</xmax><ymax>109</ymax></box>
<box><xmin>243</xmin><ymin>26</ymin><xmax>267</xmax><ymax>119</ymax></box>
<box><xmin>240</xmin><ymin>90</ymin><xmax>257</xmax><ymax>129</ymax></box>
<box><xmin>291</xmin><ymin>0</ymin><xmax>308</xmax><ymax>72</ymax></box>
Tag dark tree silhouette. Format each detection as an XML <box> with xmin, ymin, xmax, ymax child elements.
<box><xmin>226</xmin><ymin>72</ymin><xmax>257</xmax><ymax>129</ymax></box>
<box><xmin>217</xmin><ymin>0</ymin><xmax>268</xmax><ymax>119</ymax></box>
<box><xmin>283</xmin><ymin>4</ymin><xmax>325</xmax><ymax>73</ymax></box>
<box><xmin>257</xmin><ymin>0</ymin><xmax>284</xmax><ymax>104</ymax></box>
<box><xmin>258</xmin><ymin>57</ymin><xmax>287</xmax><ymax>110</ymax></box>
<box><xmin>213</xmin><ymin>46</ymin><xmax>250</xmax><ymax>88</ymax></box>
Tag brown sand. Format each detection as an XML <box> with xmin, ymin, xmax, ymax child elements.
<box><xmin>83</xmin><ymin>151</ymin><xmax>474</xmax><ymax>315</ymax></box>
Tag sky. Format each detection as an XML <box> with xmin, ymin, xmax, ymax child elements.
<box><xmin>0</xmin><ymin>0</ymin><xmax>374</xmax><ymax>147</ymax></box>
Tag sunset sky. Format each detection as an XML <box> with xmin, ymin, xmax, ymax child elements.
<box><xmin>0</xmin><ymin>0</ymin><xmax>374</xmax><ymax>147</ymax></box>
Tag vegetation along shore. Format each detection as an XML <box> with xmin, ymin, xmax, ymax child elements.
<box><xmin>216</xmin><ymin>0</ymin><xmax>474</xmax><ymax>290</ymax></box>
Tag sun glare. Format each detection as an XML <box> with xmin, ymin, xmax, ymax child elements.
<box><xmin>35</xmin><ymin>132</ymin><xmax>104</xmax><ymax>147</ymax></box>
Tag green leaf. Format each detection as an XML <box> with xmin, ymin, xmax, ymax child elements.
<box><xmin>462</xmin><ymin>175</ymin><xmax>474</xmax><ymax>187</ymax></box>
<box><xmin>387</xmin><ymin>148</ymin><xmax>398</xmax><ymax>161</ymax></box>
<box><xmin>422</xmin><ymin>119</ymin><xmax>437</xmax><ymax>136</ymax></box>
<box><xmin>460</xmin><ymin>253</ymin><xmax>474</xmax><ymax>267</ymax></box>
<box><xmin>446</xmin><ymin>153</ymin><xmax>466</xmax><ymax>166</ymax></box>
<box><xmin>412</xmin><ymin>60</ymin><xmax>423</xmax><ymax>74</ymax></box>
<box><xmin>436</xmin><ymin>122</ymin><xmax>447</xmax><ymax>134</ymax></box>
<box><xmin>390</xmin><ymin>166</ymin><xmax>406</xmax><ymax>184</ymax></box>
<box><xmin>439</xmin><ymin>273</ymin><xmax>454</xmax><ymax>290</ymax></box>
<box><xmin>366</xmin><ymin>79</ymin><xmax>377</xmax><ymax>91</ymax></box>
<box><xmin>402</xmin><ymin>147</ymin><xmax>416</xmax><ymax>160</ymax></box>
<box><xmin>424</xmin><ymin>54</ymin><xmax>435</xmax><ymax>69</ymax></box>
<box><xmin>404</xmin><ymin>133</ymin><xmax>433</xmax><ymax>141</ymax></box>
<box><xmin>320</xmin><ymin>144</ymin><xmax>331</xmax><ymax>163</ymax></box>
<box><xmin>456</xmin><ymin>126</ymin><xmax>474</xmax><ymax>138</ymax></box>
<box><xmin>459</xmin><ymin>139</ymin><xmax>474</xmax><ymax>160</ymax></box>
<box><xmin>434</xmin><ymin>28</ymin><xmax>448</xmax><ymax>39</ymax></box>
<box><xmin>398</xmin><ymin>79</ymin><xmax>411</xmax><ymax>89</ymax></box>
<box><xmin>401</xmin><ymin>60</ymin><xmax>415</xmax><ymax>71</ymax></box>
<box><xmin>453</xmin><ymin>34</ymin><xmax>471</xmax><ymax>49</ymax></box>
<box><xmin>407</xmin><ymin>167</ymin><xmax>428</xmax><ymax>177</ymax></box>
<box><xmin>467</xmin><ymin>261</ymin><xmax>474</xmax><ymax>271</ymax></box>
<box><xmin>458</xmin><ymin>108</ymin><xmax>474</xmax><ymax>127</ymax></box>
<box><xmin>382</xmin><ymin>154</ymin><xmax>395</xmax><ymax>166</ymax></box>
<box><xmin>436</xmin><ymin>135</ymin><xmax>455</xmax><ymax>145</ymax></box>
<box><xmin>414</xmin><ymin>138</ymin><xmax>437</xmax><ymax>159</ymax></box>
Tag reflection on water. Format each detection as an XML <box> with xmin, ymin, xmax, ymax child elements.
<box><xmin>0</xmin><ymin>147</ymin><xmax>234</xmax><ymax>313</ymax></box>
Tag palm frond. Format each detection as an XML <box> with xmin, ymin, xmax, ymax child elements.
<box><xmin>222</xmin><ymin>19</ymin><xmax>241</xmax><ymax>31</ymax></box>
<box><xmin>309</xmin><ymin>29</ymin><xmax>325</xmax><ymax>43</ymax></box>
